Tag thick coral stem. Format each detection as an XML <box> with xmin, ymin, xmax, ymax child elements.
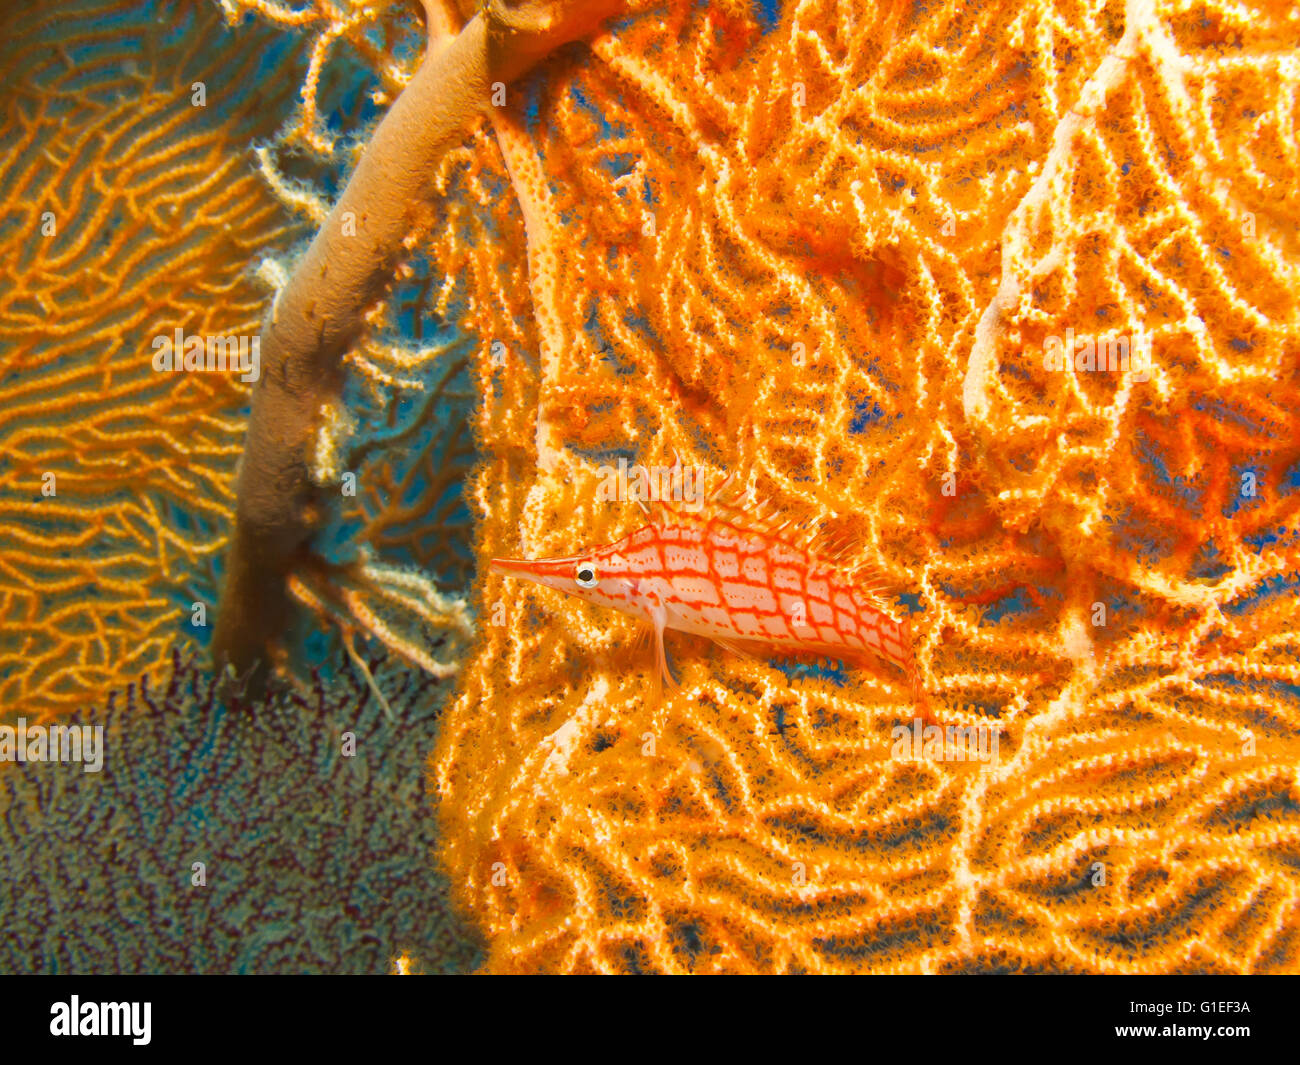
<box><xmin>213</xmin><ymin>0</ymin><xmax>625</xmax><ymax>692</ymax></box>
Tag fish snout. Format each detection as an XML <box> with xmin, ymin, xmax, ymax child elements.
<box><xmin>489</xmin><ymin>556</ymin><xmax>577</xmax><ymax>582</ymax></box>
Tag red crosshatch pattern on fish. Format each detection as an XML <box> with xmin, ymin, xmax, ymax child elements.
<box><xmin>491</xmin><ymin>477</ymin><xmax>922</xmax><ymax>706</ymax></box>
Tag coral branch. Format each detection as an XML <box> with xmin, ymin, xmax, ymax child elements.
<box><xmin>213</xmin><ymin>0</ymin><xmax>625</xmax><ymax>690</ymax></box>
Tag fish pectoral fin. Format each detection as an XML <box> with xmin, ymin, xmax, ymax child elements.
<box><xmin>648</xmin><ymin>601</ymin><xmax>680</xmax><ymax>697</ymax></box>
<box><xmin>628</xmin><ymin>624</ymin><xmax>653</xmax><ymax>661</ymax></box>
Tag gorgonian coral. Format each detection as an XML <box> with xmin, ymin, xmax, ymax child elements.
<box><xmin>412</xmin><ymin>0</ymin><xmax>1300</xmax><ymax>972</ymax></box>
<box><xmin>212</xmin><ymin>0</ymin><xmax>624</xmax><ymax>689</ymax></box>
<box><xmin>0</xmin><ymin>0</ymin><xmax>305</xmax><ymax>719</ymax></box>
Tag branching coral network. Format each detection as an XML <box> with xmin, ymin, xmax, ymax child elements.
<box><xmin>411</xmin><ymin>0</ymin><xmax>1299</xmax><ymax>972</ymax></box>
<box><xmin>0</xmin><ymin>0</ymin><xmax>305</xmax><ymax>720</ymax></box>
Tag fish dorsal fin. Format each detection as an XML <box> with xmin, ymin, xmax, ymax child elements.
<box><xmin>667</xmin><ymin>472</ymin><xmax>860</xmax><ymax>562</ymax></box>
<box><xmin>654</xmin><ymin>467</ymin><xmax>905</xmax><ymax>598</ymax></box>
<box><xmin>676</xmin><ymin>475</ymin><xmax>825</xmax><ymax>549</ymax></box>
<box><xmin>809</xmin><ymin>534</ymin><xmax>905</xmax><ymax>600</ymax></box>
<box><xmin>844</xmin><ymin>560</ymin><xmax>903</xmax><ymax>601</ymax></box>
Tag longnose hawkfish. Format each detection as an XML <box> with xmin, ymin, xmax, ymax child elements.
<box><xmin>491</xmin><ymin>477</ymin><xmax>925</xmax><ymax>708</ymax></box>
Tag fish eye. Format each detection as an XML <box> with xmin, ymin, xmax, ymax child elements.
<box><xmin>575</xmin><ymin>562</ymin><xmax>598</xmax><ymax>589</ymax></box>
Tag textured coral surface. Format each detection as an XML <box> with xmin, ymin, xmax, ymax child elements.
<box><xmin>414</xmin><ymin>0</ymin><xmax>1300</xmax><ymax>972</ymax></box>
<box><xmin>0</xmin><ymin>0</ymin><xmax>476</xmax><ymax>716</ymax></box>
<box><xmin>0</xmin><ymin>649</ymin><xmax>483</xmax><ymax>974</ymax></box>
<box><xmin>0</xmin><ymin>0</ymin><xmax>304</xmax><ymax>718</ymax></box>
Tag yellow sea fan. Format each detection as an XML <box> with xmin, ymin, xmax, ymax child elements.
<box><xmin>0</xmin><ymin>1</ymin><xmax>304</xmax><ymax>719</ymax></box>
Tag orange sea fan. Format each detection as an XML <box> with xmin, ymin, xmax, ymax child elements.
<box><xmin>411</xmin><ymin>0</ymin><xmax>1300</xmax><ymax>973</ymax></box>
<box><xmin>0</xmin><ymin>1</ymin><xmax>306</xmax><ymax>720</ymax></box>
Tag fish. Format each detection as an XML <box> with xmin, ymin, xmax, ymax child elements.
<box><xmin>491</xmin><ymin>480</ymin><xmax>924</xmax><ymax>706</ymax></box>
